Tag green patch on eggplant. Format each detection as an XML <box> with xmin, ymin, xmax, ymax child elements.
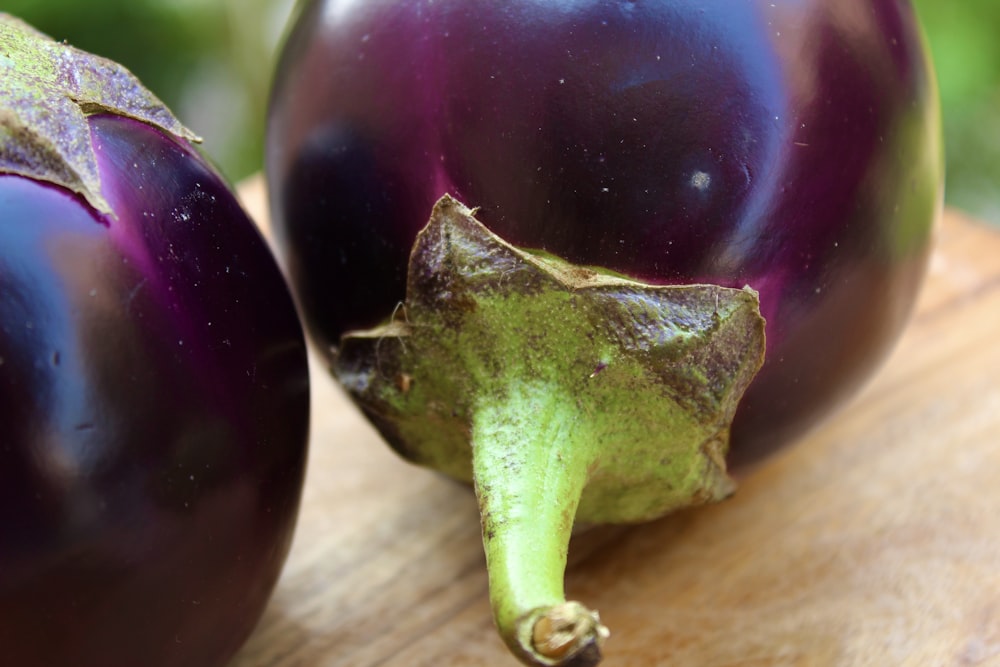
<box><xmin>0</xmin><ymin>13</ymin><xmax>199</xmax><ymax>216</ymax></box>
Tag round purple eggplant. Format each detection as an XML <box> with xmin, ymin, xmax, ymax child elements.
<box><xmin>0</xmin><ymin>15</ymin><xmax>310</xmax><ymax>667</ymax></box>
<box><xmin>265</xmin><ymin>1</ymin><xmax>942</xmax><ymax>665</ymax></box>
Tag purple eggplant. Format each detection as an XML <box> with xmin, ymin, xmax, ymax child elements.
<box><xmin>265</xmin><ymin>1</ymin><xmax>942</xmax><ymax>665</ymax></box>
<box><xmin>0</xmin><ymin>15</ymin><xmax>310</xmax><ymax>667</ymax></box>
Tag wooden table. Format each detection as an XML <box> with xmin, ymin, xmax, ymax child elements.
<box><xmin>233</xmin><ymin>181</ymin><xmax>1000</xmax><ymax>667</ymax></box>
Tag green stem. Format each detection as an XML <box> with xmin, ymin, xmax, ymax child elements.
<box><xmin>472</xmin><ymin>380</ymin><xmax>608</xmax><ymax>667</ymax></box>
<box><xmin>333</xmin><ymin>196</ymin><xmax>766</xmax><ymax>667</ymax></box>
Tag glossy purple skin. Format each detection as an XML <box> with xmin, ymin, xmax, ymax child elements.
<box><xmin>266</xmin><ymin>0</ymin><xmax>941</xmax><ymax>465</ymax></box>
<box><xmin>0</xmin><ymin>115</ymin><xmax>310</xmax><ymax>667</ymax></box>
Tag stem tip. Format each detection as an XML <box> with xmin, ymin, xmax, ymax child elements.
<box><xmin>530</xmin><ymin>602</ymin><xmax>609</xmax><ymax>666</ymax></box>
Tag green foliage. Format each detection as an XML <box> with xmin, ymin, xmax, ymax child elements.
<box><xmin>913</xmin><ymin>0</ymin><xmax>1000</xmax><ymax>224</ymax></box>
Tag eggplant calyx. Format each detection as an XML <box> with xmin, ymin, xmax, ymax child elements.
<box><xmin>0</xmin><ymin>13</ymin><xmax>200</xmax><ymax>216</ymax></box>
<box><xmin>333</xmin><ymin>195</ymin><xmax>766</xmax><ymax>667</ymax></box>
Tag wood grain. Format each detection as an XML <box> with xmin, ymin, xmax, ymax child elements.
<box><xmin>233</xmin><ymin>180</ymin><xmax>1000</xmax><ymax>667</ymax></box>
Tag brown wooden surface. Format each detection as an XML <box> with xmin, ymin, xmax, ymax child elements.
<box><xmin>233</xmin><ymin>180</ymin><xmax>1000</xmax><ymax>667</ymax></box>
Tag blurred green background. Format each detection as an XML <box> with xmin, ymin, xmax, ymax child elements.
<box><xmin>5</xmin><ymin>0</ymin><xmax>998</xmax><ymax>225</ymax></box>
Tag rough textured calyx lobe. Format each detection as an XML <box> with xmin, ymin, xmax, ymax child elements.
<box><xmin>336</xmin><ymin>194</ymin><xmax>766</xmax><ymax>523</ymax></box>
<box><xmin>0</xmin><ymin>13</ymin><xmax>199</xmax><ymax>215</ymax></box>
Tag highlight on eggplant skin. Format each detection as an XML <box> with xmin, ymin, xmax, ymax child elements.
<box><xmin>1</xmin><ymin>14</ymin><xmax>311</xmax><ymax>667</ymax></box>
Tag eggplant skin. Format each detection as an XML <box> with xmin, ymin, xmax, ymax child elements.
<box><xmin>0</xmin><ymin>114</ymin><xmax>310</xmax><ymax>667</ymax></box>
<box><xmin>267</xmin><ymin>0</ymin><xmax>942</xmax><ymax>465</ymax></box>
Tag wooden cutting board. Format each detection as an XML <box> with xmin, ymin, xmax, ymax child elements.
<box><xmin>232</xmin><ymin>179</ymin><xmax>1000</xmax><ymax>667</ymax></box>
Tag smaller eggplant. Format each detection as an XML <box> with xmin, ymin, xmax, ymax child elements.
<box><xmin>0</xmin><ymin>14</ymin><xmax>310</xmax><ymax>667</ymax></box>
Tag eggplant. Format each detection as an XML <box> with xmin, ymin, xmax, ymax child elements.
<box><xmin>0</xmin><ymin>15</ymin><xmax>310</xmax><ymax>667</ymax></box>
<box><xmin>265</xmin><ymin>1</ymin><xmax>942</xmax><ymax>665</ymax></box>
